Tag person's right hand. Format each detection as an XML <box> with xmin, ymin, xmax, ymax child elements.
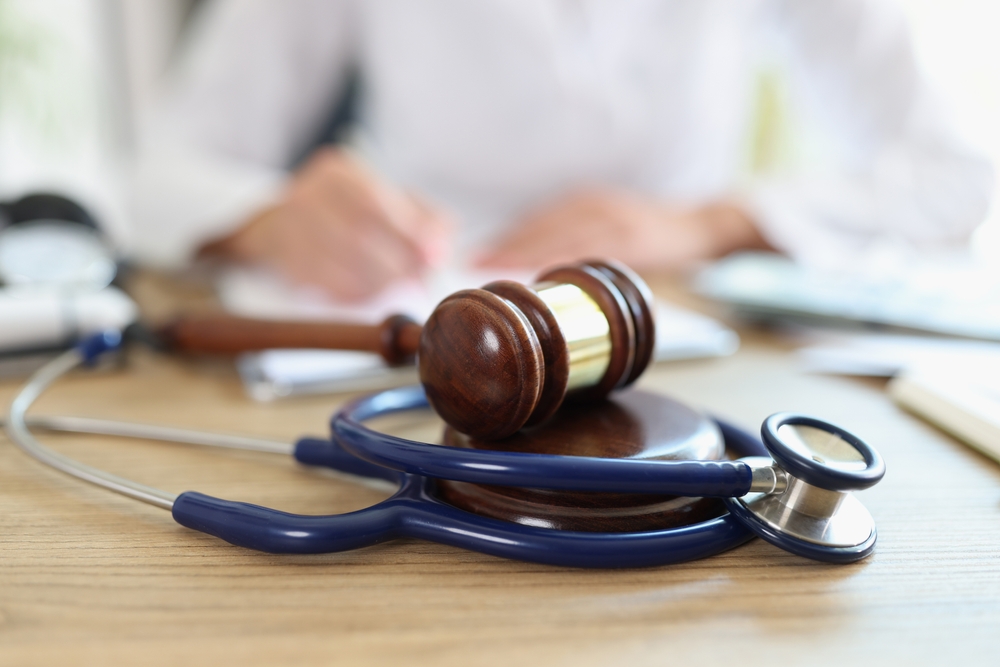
<box><xmin>205</xmin><ymin>147</ymin><xmax>452</xmax><ymax>302</ymax></box>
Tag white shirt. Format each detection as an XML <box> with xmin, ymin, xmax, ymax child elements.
<box><xmin>132</xmin><ymin>0</ymin><xmax>994</xmax><ymax>270</ymax></box>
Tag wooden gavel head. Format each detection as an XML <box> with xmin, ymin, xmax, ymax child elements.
<box><xmin>419</xmin><ymin>259</ymin><xmax>656</xmax><ymax>440</ymax></box>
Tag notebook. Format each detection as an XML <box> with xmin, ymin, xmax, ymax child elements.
<box><xmin>889</xmin><ymin>365</ymin><xmax>1000</xmax><ymax>464</ymax></box>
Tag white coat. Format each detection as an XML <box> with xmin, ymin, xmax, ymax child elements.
<box><xmin>132</xmin><ymin>0</ymin><xmax>994</xmax><ymax>270</ymax></box>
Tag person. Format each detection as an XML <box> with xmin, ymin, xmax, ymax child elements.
<box><xmin>132</xmin><ymin>0</ymin><xmax>993</xmax><ymax>302</ymax></box>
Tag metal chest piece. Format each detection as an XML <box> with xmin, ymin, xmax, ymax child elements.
<box><xmin>725</xmin><ymin>414</ymin><xmax>885</xmax><ymax>563</ymax></box>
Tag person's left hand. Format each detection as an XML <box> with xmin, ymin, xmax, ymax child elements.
<box><xmin>476</xmin><ymin>189</ymin><xmax>769</xmax><ymax>271</ymax></box>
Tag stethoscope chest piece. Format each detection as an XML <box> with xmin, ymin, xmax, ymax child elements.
<box><xmin>724</xmin><ymin>414</ymin><xmax>884</xmax><ymax>563</ymax></box>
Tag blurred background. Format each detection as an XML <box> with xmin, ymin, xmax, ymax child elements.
<box><xmin>1</xmin><ymin>0</ymin><xmax>999</xmax><ymax>259</ymax></box>
<box><xmin>4</xmin><ymin>0</ymin><xmax>1000</xmax><ymax>457</ymax></box>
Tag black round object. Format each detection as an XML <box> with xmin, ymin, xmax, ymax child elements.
<box><xmin>761</xmin><ymin>413</ymin><xmax>885</xmax><ymax>491</ymax></box>
<box><xmin>0</xmin><ymin>193</ymin><xmax>99</xmax><ymax>231</ymax></box>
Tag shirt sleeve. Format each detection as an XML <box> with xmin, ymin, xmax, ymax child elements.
<box><xmin>129</xmin><ymin>0</ymin><xmax>357</xmax><ymax>267</ymax></box>
<box><xmin>745</xmin><ymin>0</ymin><xmax>994</xmax><ymax>268</ymax></box>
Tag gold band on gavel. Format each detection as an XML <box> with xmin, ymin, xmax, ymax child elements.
<box><xmin>533</xmin><ymin>282</ymin><xmax>612</xmax><ymax>391</ymax></box>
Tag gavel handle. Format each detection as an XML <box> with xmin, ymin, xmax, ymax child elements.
<box><xmin>157</xmin><ymin>314</ymin><xmax>423</xmax><ymax>366</ymax></box>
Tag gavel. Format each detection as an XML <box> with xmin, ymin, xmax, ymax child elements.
<box><xmin>160</xmin><ymin>259</ymin><xmax>656</xmax><ymax>439</ymax></box>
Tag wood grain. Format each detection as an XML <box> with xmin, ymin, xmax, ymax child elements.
<box><xmin>158</xmin><ymin>313</ymin><xmax>421</xmax><ymax>365</ymax></box>
<box><xmin>438</xmin><ymin>389</ymin><xmax>726</xmax><ymax>531</ymax></box>
<box><xmin>418</xmin><ymin>261</ymin><xmax>654</xmax><ymax>438</ymax></box>
<box><xmin>482</xmin><ymin>280</ymin><xmax>570</xmax><ymax>427</ymax></box>
<box><xmin>418</xmin><ymin>289</ymin><xmax>544</xmax><ymax>439</ymax></box>
<box><xmin>1</xmin><ymin>274</ymin><xmax>999</xmax><ymax>666</ymax></box>
<box><xmin>582</xmin><ymin>259</ymin><xmax>657</xmax><ymax>385</ymax></box>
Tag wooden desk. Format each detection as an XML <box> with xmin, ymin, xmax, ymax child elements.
<box><xmin>2</xmin><ymin>275</ymin><xmax>999</xmax><ymax>665</ymax></box>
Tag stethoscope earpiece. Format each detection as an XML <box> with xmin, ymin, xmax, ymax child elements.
<box><xmin>725</xmin><ymin>414</ymin><xmax>885</xmax><ymax>563</ymax></box>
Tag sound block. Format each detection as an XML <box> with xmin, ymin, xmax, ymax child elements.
<box><xmin>436</xmin><ymin>389</ymin><xmax>730</xmax><ymax>532</ymax></box>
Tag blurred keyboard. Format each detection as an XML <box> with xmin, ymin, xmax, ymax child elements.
<box><xmin>696</xmin><ymin>252</ymin><xmax>1000</xmax><ymax>340</ymax></box>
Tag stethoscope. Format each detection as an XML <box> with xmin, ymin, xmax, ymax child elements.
<box><xmin>5</xmin><ymin>330</ymin><xmax>885</xmax><ymax>568</ymax></box>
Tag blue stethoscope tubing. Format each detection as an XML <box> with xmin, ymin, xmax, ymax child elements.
<box><xmin>8</xmin><ymin>335</ymin><xmax>779</xmax><ymax>568</ymax></box>
<box><xmin>173</xmin><ymin>385</ymin><xmax>769</xmax><ymax>568</ymax></box>
<box><xmin>10</xmin><ymin>333</ymin><xmax>880</xmax><ymax>567</ymax></box>
<box><xmin>333</xmin><ymin>386</ymin><xmax>764</xmax><ymax>497</ymax></box>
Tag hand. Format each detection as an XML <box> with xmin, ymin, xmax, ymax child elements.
<box><xmin>477</xmin><ymin>189</ymin><xmax>769</xmax><ymax>271</ymax></box>
<box><xmin>204</xmin><ymin>148</ymin><xmax>452</xmax><ymax>301</ymax></box>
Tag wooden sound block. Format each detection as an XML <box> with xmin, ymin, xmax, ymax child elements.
<box><xmin>435</xmin><ymin>389</ymin><xmax>730</xmax><ymax>532</ymax></box>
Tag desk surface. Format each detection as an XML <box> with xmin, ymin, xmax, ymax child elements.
<box><xmin>2</xmin><ymin>273</ymin><xmax>999</xmax><ymax>666</ymax></box>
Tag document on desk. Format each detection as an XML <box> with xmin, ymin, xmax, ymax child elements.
<box><xmin>217</xmin><ymin>266</ymin><xmax>739</xmax><ymax>400</ymax></box>
<box><xmin>793</xmin><ymin>330</ymin><xmax>1000</xmax><ymax>377</ymax></box>
<box><xmin>890</xmin><ymin>364</ymin><xmax>1000</xmax><ymax>464</ymax></box>
<box><xmin>697</xmin><ymin>251</ymin><xmax>1000</xmax><ymax>340</ymax></box>
<box><xmin>785</xmin><ymin>327</ymin><xmax>1000</xmax><ymax>465</ymax></box>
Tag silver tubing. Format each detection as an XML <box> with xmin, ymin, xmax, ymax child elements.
<box><xmin>10</xmin><ymin>415</ymin><xmax>293</xmax><ymax>455</ymax></box>
<box><xmin>4</xmin><ymin>349</ymin><xmax>177</xmax><ymax>510</ymax></box>
<box><xmin>748</xmin><ymin>459</ymin><xmax>788</xmax><ymax>495</ymax></box>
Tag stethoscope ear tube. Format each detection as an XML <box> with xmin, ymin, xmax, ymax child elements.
<box><xmin>293</xmin><ymin>437</ymin><xmax>403</xmax><ymax>484</ymax></box>
<box><xmin>170</xmin><ymin>485</ymin><xmax>759</xmax><ymax>567</ymax></box>
<box><xmin>172</xmin><ymin>491</ymin><xmax>403</xmax><ymax>554</ymax></box>
<box><xmin>331</xmin><ymin>387</ymin><xmax>764</xmax><ymax>497</ymax></box>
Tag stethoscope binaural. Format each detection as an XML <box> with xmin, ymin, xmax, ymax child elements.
<box><xmin>4</xmin><ymin>330</ymin><xmax>886</xmax><ymax>567</ymax></box>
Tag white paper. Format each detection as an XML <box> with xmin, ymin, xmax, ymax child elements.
<box><xmin>794</xmin><ymin>329</ymin><xmax>1000</xmax><ymax>377</ymax></box>
<box><xmin>890</xmin><ymin>362</ymin><xmax>1000</xmax><ymax>464</ymax></box>
<box><xmin>218</xmin><ymin>265</ymin><xmax>536</xmax><ymax>324</ymax></box>
<box><xmin>697</xmin><ymin>251</ymin><xmax>1000</xmax><ymax>340</ymax></box>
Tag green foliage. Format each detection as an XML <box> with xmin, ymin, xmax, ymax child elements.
<box><xmin>0</xmin><ymin>0</ymin><xmax>62</xmax><ymax>136</ymax></box>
